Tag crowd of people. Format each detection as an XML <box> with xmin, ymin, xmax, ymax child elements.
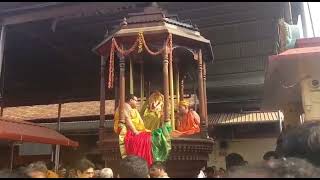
<box><xmin>0</xmin><ymin>156</ymin><xmax>171</xmax><ymax>178</ymax></box>
<box><xmin>2</xmin><ymin>96</ymin><xmax>320</xmax><ymax>178</ymax></box>
<box><xmin>3</xmin><ymin>120</ymin><xmax>320</xmax><ymax>178</ymax></box>
<box><xmin>196</xmin><ymin>121</ymin><xmax>320</xmax><ymax>178</ymax></box>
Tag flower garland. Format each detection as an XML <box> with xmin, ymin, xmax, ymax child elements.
<box><xmin>107</xmin><ymin>32</ymin><xmax>173</xmax><ymax>89</ymax></box>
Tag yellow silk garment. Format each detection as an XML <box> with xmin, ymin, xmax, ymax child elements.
<box><xmin>114</xmin><ymin>106</ymin><xmax>148</xmax><ymax>158</ymax></box>
<box><xmin>141</xmin><ymin>91</ymin><xmax>169</xmax><ymax>131</ymax></box>
<box><xmin>114</xmin><ymin>107</ymin><xmax>146</xmax><ymax>134</ymax></box>
<box><xmin>129</xmin><ymin>108</ymin><xmax>147</xmax><ymax>131</ymax></box>
<box><xmin>143</xmin><ymin>108</ymin><xmax>162</xmax><ymax>131</ymax></box>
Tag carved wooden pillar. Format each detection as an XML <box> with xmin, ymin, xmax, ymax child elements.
<box><xmin>140</xmin><ymin>62</ymin><xmax>145</xmax><ymax>108</ymax></box>
<box><xmin>119</xmin><ymin>53</ymin><xmax>126</xmax><ymax>125</ymax></box>
<box><xmin>163</xmin><ymin>49</ymin><xmax>170</xmax><ymax>123</ymax></box>
<box><xmin>114</xmin><ymin>75</ymin><xmax>119</xmax><ymax>111</ymax></box>
<box><xmin>197</xmin><ymin>49</ymin><xmax>208</xmax><ymax>138</ymax></box>
<box><xmin>129</xmin><ymin>57</ymin><xmax>134</xmax><ymax>94</ymax></box>
<box><xmin>100</xmin><ymin>56</ymin><xmax>106</xmax><ymax>129</ymax></box>
<box><xmin>180</xmin><ymin>78</ymin><xmax>184</xmax><ymax>101</ymax></box>
<box><xmin>169</xmin><ymin>51</ymin><xmax>175</xmax><ymax>129</ymax></box>
<box><xmin>175</xmin><ymin>65</ymin><xmax>180</xmax><ymax>105</ymax></box>
<box><xmin>203</xmin><ymin>62</ymin><xmax>208</xmax><ymax>124</ymax></box>
<box><xmin>147</xmin><ymin>81</ymin><xmax>151</xmax><ymax>98</ymax></box>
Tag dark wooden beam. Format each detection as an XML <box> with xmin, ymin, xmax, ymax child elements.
<box><xmin>189</xmin><ymin>6</ymin><xmax>283</xmax><ymax>28</ymax></box>
<box><xmin>13</xmin><ymin>28</ymin><xmax>85</xmax><ymax>63</ymax></box>
<box><xmin>0</xmin><ymin>25</ymin><xmax>7</xmax><ymax>104</ymax></box>
<box><xmin>0</xmin><ymin>2</ymin><xmax>68</xmax><ymax>16</ymax></box>
<box><xmin>100</xmin><ymin>56</ymin><xmax>106</xmax><ymax>129</ymax></box>
<box><xmin>0</xmin><ymin>26</ymin><xmax>6</xmax><ymax>78</ymax></box>
<box><xmin>55</xmin><ymin>7</ymin><xmax>143</xmax><ymax>30</ymax></box>
<box><xmin>168</xmin><ymin>2</ymin><xmax>283</xmax><ymax>19</ymax></box>
<box><xmin>1</xmin><ymin>2</ymin><xmax>140</xmax><ymax>26</ymax></box>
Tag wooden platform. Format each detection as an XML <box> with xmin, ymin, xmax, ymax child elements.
<box><xmin>97</xmin><ymin>128</ymin><xmax>214</xmax><ymax>178</ymax></box>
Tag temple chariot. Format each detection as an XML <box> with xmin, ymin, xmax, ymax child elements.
<box><xmin>92</xmin><ymin>3</ymin><xmax>214</xmax><ymax>177</ymax></box>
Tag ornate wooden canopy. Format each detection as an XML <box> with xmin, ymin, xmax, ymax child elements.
<box><xmin>92</xmin><ymin>3</ymin><xmax>214</xmax><ymax>62</ymax></box>
<box><xmin>93</xmin><ymin>2</ymin><xmax>214</xmax><ymax>134</ymax></box>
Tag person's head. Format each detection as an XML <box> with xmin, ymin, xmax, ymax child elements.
<box><xmin>219</xmin><ymin>168</ymin><xmax>226</xmax><ymax>173</ymax></box>
<box><xmin>149</xmin><ymin>161</ymin><xmax>166</xmax><ymax>178</ymax></box>
<box><xmin>263</xmin><ymin>151</ymin><xmax>279</xmax><ymax>161</ymax></box>
<box><xmin>126</xmin><ymin>94</ymin><xmax>138</xmax><ymax>109</ymax></box>
<box><xmin>119</xmin><ymin>155</ymin><xmax>149</xmax><ymax>178</ymax></box>
<box><xmin>58</xmin><ymin>167</ymin><xmax>67</xmax><ymax>178</ymax></box>
<box><xmin>215</xmin><ymin>168</ymin><xmax>226</xmax><ymax>178</ymax></box>
<box><xmin>99</xmin><ymin>168</ymin><xmax>113</xmax><ymax>178</ymax></box>
<box><xmin>225</xmin><ymin>153</ymin><xmax>246</xmax><ymax>171</ymax></box>
<box><xmin>276</xmin><ymin>121</ymin><xmax>320</xmax><ymax>167</ymax></box>
<box><xmin>24</xmin><ymin>161</ymin><xmax>48</xmax><ymax>178</ymax></box>
<box><xmin>67</xmin><ymin>169</ymin><xmax>76</xmax><ymax>178</ymax></box>
<box><xmin>205</xmin><ymin>166</ymin><xmax>215</xmax><ymax>178</ymax></box>
<box><xmin>46</xmin><ymin>161</ymin><xmax>55</xmax><ymax>171</ymax></box>
<box><xmin>74</xmin><ymin>158</ymin><xmax>95</xmax><ymax>178</ymax></box>
<box><xmin>227</xmin><ymin>157</ymin><xmax>320</xmax><ymax>178</ymax></box>
<box><xmin>179</xmin><ymin>100</ymin><xmax>190</xmax><ymax>114</ymax></box>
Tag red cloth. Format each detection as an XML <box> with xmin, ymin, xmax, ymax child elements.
<box><xmin>125</xmin><ymin>130</ymin><xmax>153</xmax><ymax>166</ymax></box>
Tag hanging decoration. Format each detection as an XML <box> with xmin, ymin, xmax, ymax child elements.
<box><xmin>107</xmin><ymin>32</ymin><xmax>173</xmax><ymax>89</ymax></box>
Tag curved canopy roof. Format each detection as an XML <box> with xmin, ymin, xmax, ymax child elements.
<box><xmin>92</xmin><ymin>3</ymin><xmax>214</xmax><ymax>63</ymax></box>
<box><xmin>0</xmin><ymin>118</ymin><xmax>79</xmax><ymax>147</ymax></box>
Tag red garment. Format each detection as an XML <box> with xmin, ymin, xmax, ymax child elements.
<box><xmin>125</xmin><ymin>130</ymin><xmax>153</xmax><ymax>166</ymax></box>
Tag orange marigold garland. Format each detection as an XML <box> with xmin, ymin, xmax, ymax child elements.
<box><xmin>138</xmin><ymin>32</ymin><xmax>144</xmax><ymax>54</ymax></box>
<box><xmin>107</xmin><ymin>32</ymin><xmax>173</xmax><ymax>89</ymax></box>
<box><xmin>108</xmin><ymin>40</ymin><xmax>115</xmax><ymax>89</ymax></box>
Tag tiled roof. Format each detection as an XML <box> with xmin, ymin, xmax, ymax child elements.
<box><xmin>40</xmin><ymin>120</ymin><xmax>113</xmax><ymax>131</ymax></box>
<box><xmin>40</xmin><ymin>111</ymin><xmax>282</xmax><ymax>132</ymax></box>
<box><xmin>208</xmin><ymin>111</ymin><xmax>282</xmax><ymax>126</ymax></box>
<box><xmin>2</xmin><ymin>97</ymin><xmax>197</xmax><ymax>121</ymax></box>
<box><xmin>164</xmin><ymin>18</ymin><xmax>198</xmax><ymax>31</ymax></box>
<box><xmin>2</xmin><ymin>100</ymin><xmax>115</xmax><ymax>121</ymax></box>
<box><xmin>2</xmin><ymin>98</ymin><xmax>280</xmax><ymax>127</ymax></box>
